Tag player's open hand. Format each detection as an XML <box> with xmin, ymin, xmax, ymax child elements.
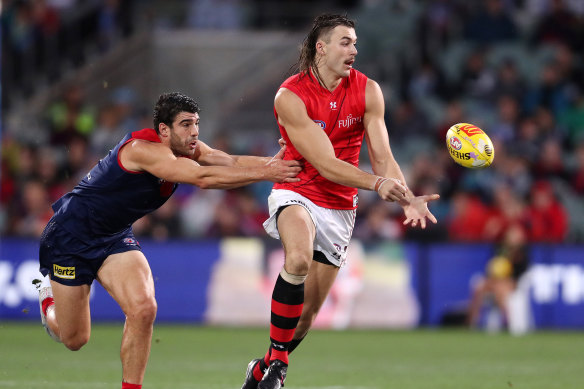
<box><xmin>402</xmin><ymin>194</ymin><xmax>440</xmax><ymax>229</ymax></box>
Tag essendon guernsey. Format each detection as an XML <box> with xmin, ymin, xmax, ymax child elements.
<box><xmin>274</xmin><ymin>68</ymin><xmax>368</xmax><ymax>209</ymax></box>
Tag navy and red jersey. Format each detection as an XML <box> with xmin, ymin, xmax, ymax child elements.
<box><xmin>51</xmin><ymin>128</ymin><xmax>177</xmax><ymax>242</ymax></box>
<box><xmin>273</xmin><ymin>68</ymin><xmax>368</xmax><ymax>210</ymax></box>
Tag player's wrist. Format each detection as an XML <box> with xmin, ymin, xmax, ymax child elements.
<box><xmin>373</xmin><ymin>176</ymin><xmax>388</xmax><ymax>193</ymax></box>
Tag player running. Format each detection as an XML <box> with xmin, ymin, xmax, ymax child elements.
<box><xmin>35</xmin><ymin>92</ymin><xmax>301</xmax><ymax>389</ymax></box>
<box><xmin>241</xmin><ymin>14</ymin><xmax>439</xmax><ymax>389</ymax></box>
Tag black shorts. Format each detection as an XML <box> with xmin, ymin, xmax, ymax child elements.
<box><xmin>39</xmin><ymin>220</ymin><xmax>141</xmax><ymax>286</ymax></box>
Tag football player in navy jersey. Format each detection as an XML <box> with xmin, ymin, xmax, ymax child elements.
<box><xmin>35</xmin><ymin>92</ymin><xmax>301</xmax><ymax>389</ymax></box>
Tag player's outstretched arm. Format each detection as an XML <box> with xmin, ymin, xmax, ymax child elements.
<box><xmin>120</xmin><ymin>139</ymin><xmax>301</xmax><ymax>189</ymax></box>
<box><xmin>363</xmin><ymin>78</ymin><xmax>440</xmax><ymax>227</ymax></box>
<box><xmin>194</xmin><ymin>140</ymin><xmax>287</xmax><ymax>168</ymax></box>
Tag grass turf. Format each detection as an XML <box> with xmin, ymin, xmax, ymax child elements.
<box><xmin>0</xmin><ymin>322</ymin><xmax>582</xmax><ymax>388</ymax></box>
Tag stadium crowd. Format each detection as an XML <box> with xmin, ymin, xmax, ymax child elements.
<box><xmin>2</xmin><ymin>0</ymin><xmax>583</xmax><ymax>243</ymax></box>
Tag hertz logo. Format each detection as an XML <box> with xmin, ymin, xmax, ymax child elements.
<box><xmin>53</xmin><ymin>264</ymin><xmax>75</xmax><ymax>279</ymax></box>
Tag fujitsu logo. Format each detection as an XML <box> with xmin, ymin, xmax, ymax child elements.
<box><xmin>339</xmin><ymin>114</ymin><xmax>362</xmax><ymax>128</ymax></box>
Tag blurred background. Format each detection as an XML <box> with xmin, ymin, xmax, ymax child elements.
<box><xmin>1</xmin><ymin>0</ymin><xmax>583</xmax><ymax>332</ymax></box>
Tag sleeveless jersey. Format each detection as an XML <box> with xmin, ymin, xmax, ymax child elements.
<box><xmin>273</xmin><ymin>68</ymin><xmax>368</xmax><ymax>209</ymax></box>
<box><xmin>51</xmin><ymin>128</ymin><xmax>177</xmax><ymax>242</ymax></box>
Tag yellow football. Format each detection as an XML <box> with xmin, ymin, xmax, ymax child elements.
<box><xmin>445</xmin><ymin>123</ymin><xmax>494</xmax><ymax>169</ymax></box>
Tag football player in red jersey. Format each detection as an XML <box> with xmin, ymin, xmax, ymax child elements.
<box><xmin>35</xmin><ymin>92</ymin><xmax>301</xmax><ymax>389</ymax></box>
<box><xmin>241</xmin><ymin>14</ymin><xmax>440</xmax><ymax>389</ymax></box>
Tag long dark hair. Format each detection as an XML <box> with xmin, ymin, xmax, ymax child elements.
<box><xmin>294</xmin><ymin>14</ymin><xmax>355</xmax><ymax>80</ymax></box>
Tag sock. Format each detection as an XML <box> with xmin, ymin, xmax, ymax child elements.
<box><xmin>268</xmin><ymin>274</ymin><xmax>304</xmax><ymax>365</ymax></box>
<box><xmin>122</xmin><ymin>382</ymin><xmax>141</xmax><ymax>389</ymax></box>
<box><xmin>252</xmin><ymin>348</ymin><xmax>272</xmax><ymax>381</ymax></box>
<box><xmin>42</xmin><ymin>297</ymin><xmax>54</xmax><ymax>316</ymax></box>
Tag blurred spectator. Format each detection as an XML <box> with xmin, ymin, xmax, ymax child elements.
<box><xmin>180</xmin><ymin>189</ymin><xmax>225</xmax><ymax>237</ymax></box>
<box><xmin>46</xmin><ymin>84</ymin><xmax>96</xmax><ymax>145</ymax></box>
<box><xmin>133</xmin><ymin>197</ymin><xmax>182</xmax><ymax>241</ymax></box>
<box><xmin>493</xmin><ymin>59</ymin><xmax>526</xmax><ymax>101</ymax></box>
<box><xmin>456</xmin><ymin>48</ymin><xmax>497</xmax><ymax>103</ymax></box>
<box><xmin>36</xmin><ymin>146</ymin><xmax>67</xmax><ymax>203</ymax></box>
<box><xmin>558</xmin><ymin>90</ymin><xmax>584</xmax><ymax>146</ymax></box>
<box><xmin>531</xmin><ymin>0</ymin><xmax>582</xmax><ymax>50</ymax></box>
<box><xmin>237</xmin><ymin>189</ymin><xmax>270</xmax><ymax>236</ymax></box>
<box><xmin>187</xmin><ymin>0</ymin><xmax>247</xmax><ymax>30</ymax></box>
<box><xmin>463</xmin><ymin>0</ymin><xmax>518</xmax><ymax>45</ymax></box>
<box><xmin>407</xmin><ymin>59</ymin><xmax>450</xmax><ymax>100</ymax></box>
<box><xmin>97</xmin><ymin>0</ymin><xmax>135</xmax><ymax>51</ymax></box>
<box><xmin>489</xmin><ymin>94</ymin><xmax>521</xmax><ymax>142</ymax></box>
<box><xmin>568</xmin><ymin>142</ymin><xmax>584</xmax><ymax>195</ymax></box>
<box><xmin>90</xmin><ymin>103</ymin><xmax>127</xmax><ymax>156</ymax></box>
<box><xmin>387</xmin><ymin>100</ymin><xmax>431</xmax><ymax>142</ymax></box>
<box><xmin>417</xmin><ymin>0</ymin><xmax>464</xmax><ymax>59</ymax></box>
<box><xmin>31</xmin><ymin>0</ymin><xmax>61</xmax><ymax>80</ymax></box>
<box><xmin>515</xmin><ymin>116</ymin><xmax>543</xmax><ymax>163</ymax></box>
<box><xmin>532</xmin><ymin>137</ymin><xmax>568</xmax><ymax>180</ymax></box>
<box><xmin>2</xmin><ymin>0</ymin><xmax>37</xmax><ymax>97</ymax></box>
<box><xmin>466</xmin><ymin>223</ymin><xmax>530</xmax><ymax>328</ymax></box>
<box><xmin>526</xmin><ymin>180</ymin><xmax>568</xmax><ymax>242</ymax></box>
<box><xmin>524</xmin><ymin>62</ymin><xmax>572</xmax><ymax>116</ymax></box>
<box><xmin>482</xmin><ymin>183</ymin><xmax>529</xmax><ymax>242</ymax></box>
<box><xmin>12</xmin><ymin>179</ymin><xmax>53</xmax><ymax>237</ymax></box>
<box><xmin>353</xmin><ymin>202</ymin><xmax>404</xmax><ymax>241</ymax></box>
<box><xmin>447</xmin><ymin>190</ymin><xmax>492</xmax><ymax>241</ymax></box>
<box><xmin>207</xmin><ymin>191</ymin><xmax>244</xmax><ymax>237</ymax></box>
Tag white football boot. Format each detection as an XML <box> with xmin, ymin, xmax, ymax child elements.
<box><xmin>34</xmin><ymin>277</ymin><xmax>61</xmax><ymax>343</ymax></box>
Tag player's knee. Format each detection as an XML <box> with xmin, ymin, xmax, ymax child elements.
<box><xmin>127</xmin><ymin>297</ymin><xmax>157</xmax><ymax>325</ymax></box>
<box><xmin>62</xmin><ymin>332</ymin><xmax>90</xmax><ymax>351</ymax></box>
<box><xmin>285</xmin><ymin>251</ymin><xmax>312</xmax><ymax>274</ymax></box>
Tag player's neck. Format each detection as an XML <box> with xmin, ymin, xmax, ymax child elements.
<box><xmin>312</xmin><ymin>66</ymin><xmax>343</xmax><ymax>92</ymax></box>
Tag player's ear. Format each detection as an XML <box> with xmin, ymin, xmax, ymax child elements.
<box><xmin>316</xmin><ymin>41</ymin><xmax>325</xmax><ymax>55</ymax></box>
<box><xmin>158</xmin><ymin>123</ymin><xmax>169</xmax><ymax>136</ymax></box>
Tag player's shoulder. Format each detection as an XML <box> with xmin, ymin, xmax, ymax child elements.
<box><xmin>131</xmin><ymin>128</ymin><xmax>160</xmax><ymax>142</ymax></box>
<box><xmin>350</xmin><ymin>68</ymin><xmax>368</xmax><ymax>81</ymax></box>
<box><xmin>275</xmin><ymin>86</ymin><xmax>304</xmax><ymax>111</ymax></box>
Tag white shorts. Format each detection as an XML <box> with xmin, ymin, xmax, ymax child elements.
<box><xmin>263</xmin><ymin>189</ymin><xmax>356</xmax><ymax>267</ymax></box>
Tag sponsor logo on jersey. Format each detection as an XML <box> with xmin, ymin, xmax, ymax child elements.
<box><xmin>53</xmin><ymin>264</ymin><xmax>75</xmax><ymax>280</ymax></box>
<box><xmin>123</xmin><ymin>238</ymin><xmax>138</xmax><ymax>245</ymax></box>
<box><xmin>313</xmin><ymin>120</ymin><xmax>326</xmax><ymax>129</ymax></box>
<box><xmin>339</xmin><ymin>114</ymin><xmax>362</xmax><ymax>128</ymax></box>
<box><xmin>330</xmin><ymin>101</ymin><xmax>337</xmax><ymax>109</ymax></box>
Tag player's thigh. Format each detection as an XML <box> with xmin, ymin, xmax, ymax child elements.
<box><xmin>51</xmin><ymin>280</ymin><xmax>91</xmax><ymax>336</ymax></box>
<box><xmin>277</xmin><ymin>205</ymin><xmax>316</xmax><ymax>257</ymax></box>
<box><xmin>96</xmin><ymin>250</ymin><xmax>156</xmax><ymax>316</ymax></box>
<box><xmin>303</xmin><ymin>260</ymin><xmax>339</xmax><ymax>316</ymax></box>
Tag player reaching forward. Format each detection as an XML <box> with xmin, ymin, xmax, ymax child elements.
<box><xmin>35</xmin><ymin>92</ymin><xmax>301</xmax><ymax>389</ymax></box>
<box><xmin>241</xmin><ymin>14</ymin><xmax>439</xmax><ymax>389</ymax></box>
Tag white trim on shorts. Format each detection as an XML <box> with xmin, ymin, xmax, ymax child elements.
<box><xmin>263</xmin><ymin>189</ymin><xmax>356</xmax><ymax>267</ymax></box>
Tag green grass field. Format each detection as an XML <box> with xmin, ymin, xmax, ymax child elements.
<box><xmin>0</xmin><ymin>322</ymin><xmax>582</xmax><ymax>389</ymax></box>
